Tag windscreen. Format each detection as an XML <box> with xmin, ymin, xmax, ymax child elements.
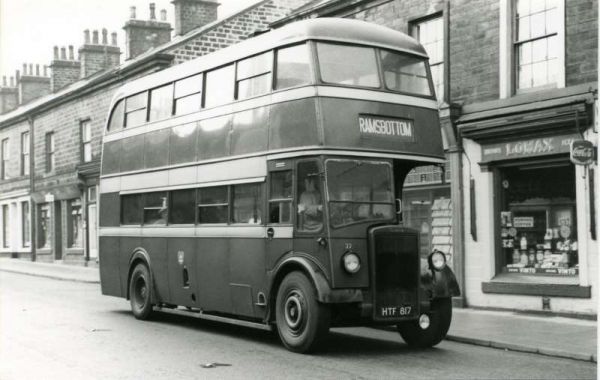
<box><xmin>326</xmin><ymin>159</ymin><xmax>394</xmax><ymax>227</ymax></box>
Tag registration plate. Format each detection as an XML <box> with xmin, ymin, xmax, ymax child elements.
<box><xmin>379</xmin><ymin>305</ymin><xmax>412</xmax><ymax>318</ymax></box>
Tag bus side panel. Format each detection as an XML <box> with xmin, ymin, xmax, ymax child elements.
<box><xmin>142</xmin><ymin>237</ymin><xmax>170</xmax><ymax>303</ymax></box>
<box><xmin>101</xmin><ymin>140</ymin><xmax>121</xmax><ymax>175</ymax></box>
<box><xmin>166</xmin><ymin>237</ymin><xmax>198</xmax><ymax>308</ymax></box>
<box><xmin>229</xmin><ymin>237</ymin><xmax>266</xmax><ymax>318</ymax></box>
<box><xmin>119</xmin><ymin>236</ymin><xmax>142</xmax><ymax>298</ymax></box>
<box><xmin>269</xmin><ymin>98</ymin><xmax>320</xmax><ymax>149</ymax></box>
<box><xmin>196</xmin><ymin>238</ymin><xmax>232</xmax><ymax>312</ymax></box>
<box><xmin>319</xmin><ymin>98</ymin><xmax>444</xmax><ymax>159</ymax></box>
<box><xmin>99</xmin><ymin>236</ymin><xmax>122</xmax><ymax>297</ymax></box>
<box><xmin>120</xmin><ymin>135</ymin><xmax>145</xmax><ymax>173</ymax></box>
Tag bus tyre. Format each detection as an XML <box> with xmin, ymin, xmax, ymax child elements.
<box><xmin>275</xmin><ymin>272</ymin><xmax>330</xmax><ymax>353</ymax></box>
<box><xmin>397</xmin><ymin>298</ymin><xmax>452</xmax><ymax>348</ymax></box>
<box><xmin>129</xmin><ymin>263</ymin><xmax>154</xmax><ymax>320</ymax></box>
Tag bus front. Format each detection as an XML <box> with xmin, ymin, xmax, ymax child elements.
<box><xmin>272</xmin><ymin>31</ymin><xmax>460</xmax><ymax>351</ymax></box>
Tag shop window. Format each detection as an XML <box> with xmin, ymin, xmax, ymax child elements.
<box><xmin>275</xmin><ymin>44</ymin><xmax>311</xmax><ymax>90</ymax></box>
<box><xmin>236</xmin><ymin>52</ymin><xmax>273</xmax><ymax>100</ymax></box>
<box><xmin>232</xmin><ymin>183</ymin><xmax>263</xmax><ymax>224</ymax></box>
<box><xmin>81</xmin><ymin>120</ymin><xmax>92</xmax><ymax>163</ymax></box>
<box><xmin>198</xmin><ymin>186</ymin><xmax>228</xmax><ymax>224</ymax></box>
<box><xmin>125</xmin><ymin>92</ymin><xmax>148</xmax><ymax>127</ymax></box>
<box><xmin>2</xmin><ymin>204</ymin><xmax>9</xmax><ymax>248</ymax></box>
<box><xmin>38</xmin><ymin>203</ymin><xmax>51</xmax><ymax>249</ymax></box>
<box><xmin>170</xmin><ymin>189</ymin><xmax>196</xmax><ymax>224</ymax></box>
<box><xmin>149</xmin><ymin>83</ymin><xmax>174</xmax><ymax>121</ymax></box>
<box><xmin>269</xmin><ymin>171</ymin><xmax>293</xmax><ymax>224</ymax></box>
<box><xmin>410</xmin><ymin>15</ymin><xmax>444</xmax><ymax>100</ymax></box>
<box><xmin>205</xmin><ymin>65</ymin><xmax>234</xmax><ymax>108</ymax></box>
<box><xmin>68</xmin><ymin>199</ymin><xmax>83</xmax><ymax>248</ymax></box>
<box><xmin>21</xmin><ymin>131</ymin><xmax>29</xmax><ymax>176</ymax></box>
<box><xmin>143</xmin><ymin>192</ymin><xmax>168</xmax><ymax>225</ymax></box>
<box><xmin>499</xmin><ymin>164</ymin><xmax>578</xmax><ymax>276</ymax></box>
<box><xmin>22</xmin><ymin>201</ymin><xmax>30</xmax><ymax>247</ymax></box>
<box><xmin>174</xmin><ymin>74</ymin><xmax>202</xmax><ymax>115</ymax></box>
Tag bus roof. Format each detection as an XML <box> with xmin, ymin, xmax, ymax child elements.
<box><xmin>113</xmin><ymin>18</ymin><xmax>428</xmax><ymax>101</ymax></box>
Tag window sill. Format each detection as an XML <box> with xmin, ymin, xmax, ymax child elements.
<box><xmin>482</xmin><ymin>273</ymin><xmax>590</xmax><ymax>298</ymax></box>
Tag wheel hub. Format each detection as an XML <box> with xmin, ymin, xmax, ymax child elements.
<box><xmin>284</xmin><ymin>291</ymin><xmax>304</xmax><ymax>332</ymax></box>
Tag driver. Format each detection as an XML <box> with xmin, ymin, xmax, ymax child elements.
<box><xmin>298</xmin><ymin>177</ymin><xmax>323</xmax><ymax>231</ymax></box>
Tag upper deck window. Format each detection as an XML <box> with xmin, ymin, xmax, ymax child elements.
<box><xmin>205</xmin><ymin>64</ymin><xmax>234</xmax><ymax>108</ymax></box>
<box><xmin>380</xmin><ymin>50</ymin><xmax>432</xmax><ymax>96</ymax></box>
<box><xmin>149</xmin><ymin>84</ymin><xmax>174</xmax><ymax>122</ymax></box>
<box><xmin>174</xmin><ymin>74</ymin><xmax>203</xmax><ymax>115</ymax></box>
<box><xmin>125</xmin><ymin>92</ymin><xmax>148</xmax><ymax>127</ymax></box>
<box><xmin>316</xmin><ymin>43</ymin><xmax>380</xmax><ymax>88</ymax></box>
<box><xmin>236</xmin><ymin>52</ymin><xmax>273</xmax><ymax>100</ymax></box>
<box><xmin>108</xmin><ymin>100</ymin><xmax>124</xmax><ymax>131</ymax></box>
<box><xmin>275</xmin><ymin>44</ymin><xmax>311</xmax><ymax>90</ymax></box>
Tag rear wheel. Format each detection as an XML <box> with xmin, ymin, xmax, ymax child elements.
<box><xmin>397</xmin><ymin>298</ymin><xmax>452</xmax><ymax>348</ymax></box>
<box><xmin>129</xmin><ymin>263</ymin><xmax>154</xmax><ymax>320</ymax></box>
<box><xmin>275</xmin><ymin>272</ymin><xmax>330</xmax><ymax>353</ymax></box>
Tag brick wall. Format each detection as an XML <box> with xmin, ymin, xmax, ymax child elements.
<box><xmin>168</xmin><ymin>0</ymin><xmax>311</xmax><ymax>64</ymax></box>
<box><xmin>566</xmin><ymin>0</ymin><xmax>598</xmax><ymax>86</ymax></box>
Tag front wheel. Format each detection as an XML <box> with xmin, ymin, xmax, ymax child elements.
<box><xmin>275</xmin><ymin>272</ymin><xmax>330</xmax><ymax>353</ymax></box>
<box><xmin>129</xmin><ymin>263</ymin><xmax>154</xmax><ymax>320</ymax></box>
<box><xmin>397</xmin><ymin>298</ymin><xmax>452</xmax><ymax>348</ymax></box>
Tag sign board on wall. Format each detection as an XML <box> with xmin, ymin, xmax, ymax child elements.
<box><xmin>570</xmin><ymin>140</ymin><xmax>596</xmax><ymax>165</ymax></box>
<box><xmin>481</xmin><ymin>134</ymin><xmax>581</xmax><ymax>162</ymax></box>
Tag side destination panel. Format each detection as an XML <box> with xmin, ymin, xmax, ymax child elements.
<box><xmin>319</xmin><ymin>98</ymin><xmax>444</xmax><ymax>159</ymax></box>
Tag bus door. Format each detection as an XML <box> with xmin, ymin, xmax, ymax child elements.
<box><xmin>265</xmin><ymin>161</ymin><xmax>294</xmax><ymax>272</ymax></box>
<box><xmin>293</xmin><ymin>160</ymin><xmax>329</xmax><ymax>268</ymax></box>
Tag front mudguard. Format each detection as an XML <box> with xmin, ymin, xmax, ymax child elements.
<box><xmin>420</xmin><ymin>266</ymin><xmax>461</xmax><ymax>299</ymax></box>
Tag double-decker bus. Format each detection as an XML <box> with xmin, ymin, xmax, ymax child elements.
<box><xmin>98</xmin><ymin>17</ymin><xmax>460</xmax><ymax>353</ymax></box>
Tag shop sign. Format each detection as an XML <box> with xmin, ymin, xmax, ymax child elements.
<box><xmin>513</xmin><ymin>216</ymin><xmax>534</xmax><ymax>228</ymax></box>
<box><xmin>569</xmin><ymin>140</ymin><xmax>595</xmax><ymax>165</ymax></box>
<box><xmin>481</xmin><ymin>134</ymin><xmax>579</xmax><ymax>162</ymax></box>
<box><xmin>358</xmin><ymin>115</ymin><xmax>414</xmax><ymax>142</ymax></box>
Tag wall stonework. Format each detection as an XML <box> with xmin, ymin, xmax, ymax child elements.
<box><xmin>173</xmin><ymin>0</ymin><xmax>219</xmax><ymax>36</ymax></box>
<box><xmin>566</xmin><ymin>0</ymin><xmax>599</xmax><ymax>86</ymax></box>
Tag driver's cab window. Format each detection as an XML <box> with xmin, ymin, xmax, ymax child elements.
<box><xmin>297</xmin><ymin>160</ymin><xmax>323</xmax><ymax>232</ymax></box>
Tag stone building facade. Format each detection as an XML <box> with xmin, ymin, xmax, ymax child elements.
<box><xmin>0</xmin><ymin>0</ymin><xmax>310</xmax><ymax>264</ymax></box>
<box><xmin>273</xmin><ymin>0</ymin><xmax>598</xmax><ymax>316</ymax></box>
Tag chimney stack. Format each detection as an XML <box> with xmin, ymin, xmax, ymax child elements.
<box><xmin>50</xmin><ymin>44</ymin><xmax>81</xmax><ymax>92</ymax></box>
<box><xmin>172</xmin><ymin>0</ymin><xmax>219</xmax><ymax>36</ymax></box>
<box><xmin>161</xmin><ymin>9</ymin><xmax>167</xmax><ymax>21</ymax></box>
<box><xmin>111</xmin><ymin>32</ymin><xmax>118</xmax><ymax>46</ymax></box>
<box><xmin>18</xmin><ymin>62</ymin><xmax>51</xmax><ymax>104</ymax></box>
<box><xmin>79</xmin><ymin>27</ymin><xmax>121</xmax><ymax>78</ymax></box>
<box><xmin>0</xmin><ymin>74</ymin><xmax>18</xmax><ymax>114</ymax></box>
<box><xmin>123</xmin><ymin>3</ymin><xmax>172</xmax><ymax>60</ymax></box>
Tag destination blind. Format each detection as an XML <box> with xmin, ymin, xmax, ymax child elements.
<box><xmin>358</xmin><ymin>115</ymin><xmax>415</xmax><ymax>142</ymax></box>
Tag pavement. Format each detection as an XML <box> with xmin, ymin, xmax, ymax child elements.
<box><xmin>0</xmin><ymin>258</ymin><xmax>596</xmax><ymax>363</ymax></box>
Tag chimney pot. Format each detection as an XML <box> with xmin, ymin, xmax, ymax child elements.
<box><xmin>53</xmin><ymin>46</ymin><xmax>59</xmax><ymax>60</ymax></box>
<box><xmin>16</xmin><ymin>70</ymin><xmax>20</xmax><ymax>82</ymax></box>
<box><xmin>102</xmin><ymin>28</ymin><xmax>108</xmax><ymax>45</ymax></box>
<box><xmin>68</xmin><ymin>45</ymin><xmax>74</xmax><ymax>60</ymax></box>
<box><xmin>92</xmin><ymin>30</ymin><xmax>99</xmax><ymax>44</ymax></box>
<box><xmin>111</xmin><ymin>32</ymin><xmax>118</xmax><ymax>46</ymax></box>
<box><xmin>130</xmin><ymin>6</ymin><xmax>136</xmax><ymax>19</ymax></box>
<box><xmin>36</xmin><ymin>64</ymin><xmax>40</xmax><ymax>76</ymax></box>
<box><xmin>149</xmin><ymin>3</ymin><xmax>156</xmax><ymax>20</ymax></box>
<box><xmin>60</xmin><ymin>47</ymin><xmax>67</xmax><ymax>60</ymax></box>
<box><xmin>160</xmin><ymin>9</ymin><xmax>167</xmax><ymax>21</ymax></box>
<box><xmin>10</xmin><ymin>77</ymin><xmax>14</xmax><ymax>87</ymax></box>
<box><xmin>43</xmin><ymin>65</ymin><xmax>48</xmax><ymax>77</ymax></box>
<box><xmin>2</xmin><ymin>76</ymin><xmax>6</xmax><ymax>87</ymax></box>
<box><xmin>22</xmin><ymin>64</ymin><xmax>27</xmax><ymax>76</ymax></box>
<box><xmin>84</xmin><ymin>29</ymin><xmax>91</xmax><ymax>44</ymax></box>
<box><xmin>29</xmin><ymin>64</ymin><xmax>33</xmax><ymax>75</ymax></box>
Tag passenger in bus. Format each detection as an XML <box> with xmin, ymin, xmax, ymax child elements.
<box><xmin>298</xmin><ymin>177</ymin><xmax>323</xmax><ymax>231</ymax></box>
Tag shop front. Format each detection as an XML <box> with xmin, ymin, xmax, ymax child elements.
<box><xmin>458</xmin><ymin>86</ymin><xmax>597</xmax><ymax>316</ymax></box>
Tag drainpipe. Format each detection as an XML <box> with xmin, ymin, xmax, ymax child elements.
<box><xmin>28</xmin><ymin>116</ymin><xmax>36</xmax><ymax>262</ymax></box>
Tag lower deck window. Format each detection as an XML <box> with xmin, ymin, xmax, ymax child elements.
<box><xmin>198</xmin><ymin>187</ymin><xmax>229</xmax><ymax>224</ymax></box>
<box><xmin>499</xmin><ymin>163</ymin><xmax>578</xmax><ymax>277</ymax></box>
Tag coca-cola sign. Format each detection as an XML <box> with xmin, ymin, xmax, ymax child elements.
<box><xmin>570</xmin><ymin>140</ymin><xmax>595</xmax><ymax>165</ymax></box>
